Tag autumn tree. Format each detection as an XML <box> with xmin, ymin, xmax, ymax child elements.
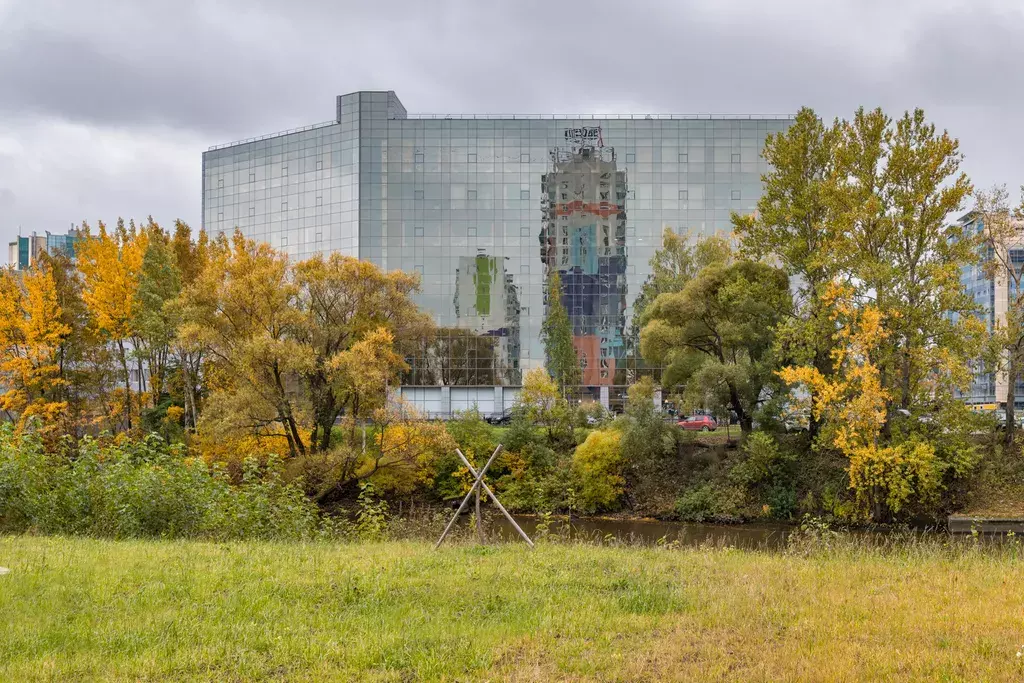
<box><xmin>168</xmin><ymin>220</ymin><xmax>210</xmax><ymax>430</ymax></box>
<box><xmin>779</xmin><ymin>285</ymin><xmax>968</xmax><ymax>520</ymax></box>
<box><xmin>34</xmin><ymin>250</ymin><xmax>98</xmax><ymax>433</ymax></box>
<box><xmin>541</xmin><ymin>271</ymin><xmax>581</xmax><ymax>395</ymax></box>
<box><xmin>641</xmin><ymin>249</ymin><xmax>791</xmax><ymax>434</ymax></box>
<box><xmin>835</xmin><ymin>109</ymin><xmax>980</xmax><ymax>436</ymax></box>
<box><xmin>75</xmin><ymin>219</ymin><xmax>148</xmax><ymax>431</ymax></box>
<box><xmin>733</xmin><ymin>107</ymin><xmax>846</xmax><ymax>436</ymax></box>
<box><xmin>181</xmin><ymin>232</ymin><xmax>308</xmax><ymax>457</ymax></box>
<box><xmin>134</xmin><ymin>219</ymin><xmax>182</xmax><ymax>408</ymax></box>
<box><xmin>292</xmin><ymin>253</ymin><xmax>432</xmax><ymax>452</ymax></box>
<box><xmin>974</xmin><ymin>185</ymin><xmax>1024</xmax><ymax>448</ymax></box>
<box><xmin>0</xmin><ymin>266</ymin><xmax>72</xmax><ymax>437</ymax></box>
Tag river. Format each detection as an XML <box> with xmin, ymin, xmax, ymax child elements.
<box><xmin>485</xmin><ymin>515</ymin><xmax>793</xmax><ymax>550</ymax></box>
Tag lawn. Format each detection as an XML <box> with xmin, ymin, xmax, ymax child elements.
<box><xmin>1</xmin><ymin>536</ymin><xmax>1023</xmax><ymax>681</ymax></box>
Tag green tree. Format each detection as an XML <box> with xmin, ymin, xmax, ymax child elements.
<box><xmin>974</xmin><ymin>185</ymin><xmax>1024</xmax><ymax>448</ymax></box>
<box><xmin>135</xmin><ymin>219</ymin><xmax>182</xmax><ymax>409</ymax></box>
<box><xmin>641</xmin><ymin>253</ymin><xmax>791</xmax><ymax>434</ymax></box>
<box><xmin>732</xmin><ymin>107</ymin><xmax>846</xmax><ymax>436</ymax></box>
<box><xmin>541</xmin><ymin>272</ymin><xmax>581</xmax><ymax>394</ymax></box>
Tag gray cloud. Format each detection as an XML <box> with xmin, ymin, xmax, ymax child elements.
<box><xmin>1</xmin><ymin>0</ymin><xmax>1023</xmax><ymax>247</ymax></box>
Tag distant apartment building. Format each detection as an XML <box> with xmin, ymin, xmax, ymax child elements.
<box><xmin>7</xmin><ymin>230</ymin><xmax>80</xmax><ymax>270</ymax></box>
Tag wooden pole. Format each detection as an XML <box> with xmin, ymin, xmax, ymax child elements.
<box><xmin>434</xmin><ymin>445</ymin><xmax>503</xmax><ymax>549</ymax></box>
<box><xmin>455</xmin><ymin>448</ymin><xmax>534</xmax><ymax>549</ymax></box>
<box><xmin>475</xmin><ymin>482</ymin><xmax>484</xmax><ymax>543</ymax></box>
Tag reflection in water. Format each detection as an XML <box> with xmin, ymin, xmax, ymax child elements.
<box><xmin>488</xmin><ymin>516</ymin><xmax>793</xmax><ymax>550</ymax></box>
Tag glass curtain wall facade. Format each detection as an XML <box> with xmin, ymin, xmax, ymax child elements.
<box><xmin>203</xmin><ymin>91</ymin><xmax>792</xmax><ymax>411</ymax></box>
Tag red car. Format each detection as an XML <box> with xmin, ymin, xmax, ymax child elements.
<box><xmin>677</xmin><ymin>415</ymin><xmax>718</xmax><ymax>431</ymax></box>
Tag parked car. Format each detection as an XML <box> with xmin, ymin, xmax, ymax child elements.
<box><xmin>485</xmin><ymin>408</ymin><xmax>515</xmax><ymax>426</ymax></box>
<box><xmin>677</xmin><ymin>415</ymin><xmax>718</xmax><ymax>431</ymax></box>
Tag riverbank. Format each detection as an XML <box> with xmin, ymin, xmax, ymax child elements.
<box><xmin>2</xmin><ymin>536</ymin><xmax>1023</xmax><ymax>681</ymax></box>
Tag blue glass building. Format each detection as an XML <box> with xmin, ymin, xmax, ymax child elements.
<box><xmin>202</xmin><ymin>91</ymin><xmax>792</xmax><ymax>413</ymax></box>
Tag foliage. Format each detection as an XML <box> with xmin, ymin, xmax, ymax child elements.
<box><xmin>0</xmin><ymin>424</ymin><xmax>321</xmax><ymax>539</ymax></box>
<box><xmin>674</xmin><ymin>482</ymin><xmax>744</xmax><ymax>522</ymax></box>
<box><xmin>572</xmin><ymin>428</ymin><xmax>624</xmax><ymax>513</ymax></box>
<box><xmin>0</xmin><ymin>265</ymin><xmax>71</xmax><ymax>439</ymax></box>
<box><xmin>541</xmin><ymin>271</ymin><xmax>582</xmax><ymax>394</ymax></box>
<box><xmin>974</xmin><ymin>184</ymin><xmax>1024</xmax><ymax>448</ymax></box>
<box><xmin>76</xmin><ymin>220</ymin><xmax>148</xmax><ymax>430</ymax></box>
<box><xmin>641</xmin><ymin>247</ymin><xmax>791</xmax><ymax>432</ymax></box>
<box><xmin>778</xmin><ymin>286</ymin><xmax>950</xmax><ymax>520</ymax></box>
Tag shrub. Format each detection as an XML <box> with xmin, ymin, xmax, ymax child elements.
<box><xmin>0</xmin><ymin>424</ymin><xmax>322</xmax><ymax>540</ymax></box>
<box><xmin>675</xmin><ymin>482</ymin><xmax>744</xmax><ymax>522</ymax></box>
<box><xmin>572</xmin><ymin>429</ymin><xmax>624</xmax><ymax>513</ymax></box>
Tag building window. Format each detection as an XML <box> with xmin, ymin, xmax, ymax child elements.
<box><xmin>520</xmin><ymin>153</ymin><xmax>529</xmax><ymax>163</ymax></box>
<box><xmin>217</xmin><ymin>178</ymin><xmax>224</xmax><ymax>188</ymax></box>
<box><xmin>415</xmin><ymin>265</ymin><xmax>424</xmax><ymax>275</ymax></box>
<box><xmin>414</xmin><ymin>226</ymin><xmax>424</xmax><ymax>237</ymax></box>
<box><xmin>679</xmin><ymin>153</ymin><xmax>688</xmax><ymax>163</ymax></box>
<box><xmin>414</xmin><ymin>189</ymin><xmax>424</xmax><ymax>200</ymax></box>
<box><xmin>520</xmin><ymin>226</ymin><xmax>531</xmax><ymax>237</ymax></box>
<box><xmin>282</xmin><ymin>201</ymin><xmax>288</xmax><ymax>210</ymax></box>
<box><xmin>467</xmin><ymin>226</ymin><xmax>477</xmax><ymax>237</ymax></box>
<box><xmin>626</xmin><ymin>153</ymin><xmax>635</xmax><ymax>163</ymax></box>
<box><xmin>316</xmin><ymin>160</ymin><xmax>323</xmax><ymax>171</ymax></box>
<box><xmin>678</xmin><ymin>189</ymin><xmax>688</xmax><ymax>200</ymax></box>
<box><xmin>520</xmin><ymin>190</ymin><xmax>530</xmax><ymax>200</ymax></box>
<box><xmin>414</xmin><ymin>153</ymin><xmax>424</xmax><ymax>163</ymax></box>
<box><xmin>315</xmin><ymin>196</ymin><xmax>322</xmax><ymax>206</ymax></box>
<box><xmin>467</xmin><ymin>189</ymin><xmax>477</xmax><ymax>200</ymax></box>
<box><xmin>626</xmin><ymin>226</ymin><xmax>636</xmax><ymax>238</ymax></box>
<box><xmin>217</xmin><ymin>212</ymin><xmax>223</xmax><ymax>221</ymax></box>
<box><xmin>627</xmin><ymin>190</ymin><xmax>635</xmax><ymax>199</ymax></box>
<box><xmin>468</xmin><ymin>153</ymin><xmax>477</xmax><ymax>163</ymax></box>
<box><xmin>282</xmin><ymin>166</ymin><xmax>288</xmax><ymax>176</ymax></box>
<box><xmin>521</xmin><ymin>265</ymin><xmax>530</xmax><ymax>274</ymax></box>
<box><xmin>731</xmin><ymin>190</ymin><xmax>741</xmax><ymax>200</ymax></box>
<box><xmin>249</xmin><ymin>206</ymin><xmax>255</xmax><ymax>215</ymax></box>
<box><xmin>315</xmin><ymin>231</ymin><xmax>323</xmax><ymax>241</ymax></box>
<box><xmin>249</xmin><ymin>173</ymin><xmax>255</xmax><ymax>182</ymax></box>
<box><xmin>731</xmin><ymin>153</ymin><xmax>741</xmax><ymax>163</ymax></box>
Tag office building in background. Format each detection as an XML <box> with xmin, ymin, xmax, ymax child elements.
<box><xmin>202</xmin><ymin>91</ymin><xmax>792</xmax><ymax>414</ymax></box>
<box><xmin>7</xmin><ymin>230</ymin><xmax>81</xmax><ymax>270</ymax></box>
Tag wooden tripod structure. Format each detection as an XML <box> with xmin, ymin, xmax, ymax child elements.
<box><xmin>434</xmin><ymin>444</ymin><xmax>534</xmax><ymax>549</ymax></box>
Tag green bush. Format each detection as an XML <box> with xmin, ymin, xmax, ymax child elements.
<box><xmin>0</xmin><ymin>425</ymin><xmax>322</xmax><ymax>540</ymax></box>
<box><xmin>675</xmin><ymin>482</ymin><xmax>744</xmax><ymax>522</ymax></box>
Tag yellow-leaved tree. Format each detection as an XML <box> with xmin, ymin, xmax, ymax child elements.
<box><xmin>0</xmin><ymin>265</ymin><xmax>72</xmax><ymax>436</ymax></box>
<box><xmin>76</xmin><ymin>219</ymin><xmax>148</xmax><ymax>431</ymax></box>
<box><xmin>779</xmin><ymin>285</ymin><xmax>943</xmax><ymax>520</ymax></box>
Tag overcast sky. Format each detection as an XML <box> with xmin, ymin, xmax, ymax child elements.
<box><xmin>2</xmin><ymin>0</ymin><xmax>1023</xmax><ymax>249</ymax></box>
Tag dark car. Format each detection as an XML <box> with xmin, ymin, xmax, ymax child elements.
<box><xmin>677</xmin><ymin>415</ymin><xmax>718</xmax><ymax>432</ymax></box>
<box><xmin>485</xmin><ymin>408</ymin><xmax>515</xmax><ymax>426</ymax></box>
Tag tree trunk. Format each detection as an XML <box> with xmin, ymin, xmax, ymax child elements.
<box><xmin>726</xmin><ymin>382</ymin><xmax>750</xmax><ymax>436</ymax></box>
<box><xmin>116</xmin><ymin>339</ymin><xmax>132</xmax><ymax>432</ymax></box>
<box><xmin>1007</xmin><ymin>351</ymin><xmax>1017</xmax><ymax>452</ymax></box>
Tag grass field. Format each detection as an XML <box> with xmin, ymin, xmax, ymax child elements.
<box><xmin>2</xmin><ymin>536</ymin><xmax>1023</xmax><ymax>681</ymax></box>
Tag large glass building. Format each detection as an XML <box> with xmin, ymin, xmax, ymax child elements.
<box><xmin>203</xmin><ymin>90</ymin><xmax>792</xmax><ymax>414</ymax></box>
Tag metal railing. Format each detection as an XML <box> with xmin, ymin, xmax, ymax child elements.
<box><xmin>207</xmin><ymin>120</ymin><xmax>337</xmax><ymax>152</ymax></box>
<box><xmin>406</xmin><ymin>113</ymin><xmax>795</xmax><ymax>121</ymax></box>
<box><xmin>206</xmin><ymin>112</ymin><xmax>795</xmax><ymax>151</ymax></box>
